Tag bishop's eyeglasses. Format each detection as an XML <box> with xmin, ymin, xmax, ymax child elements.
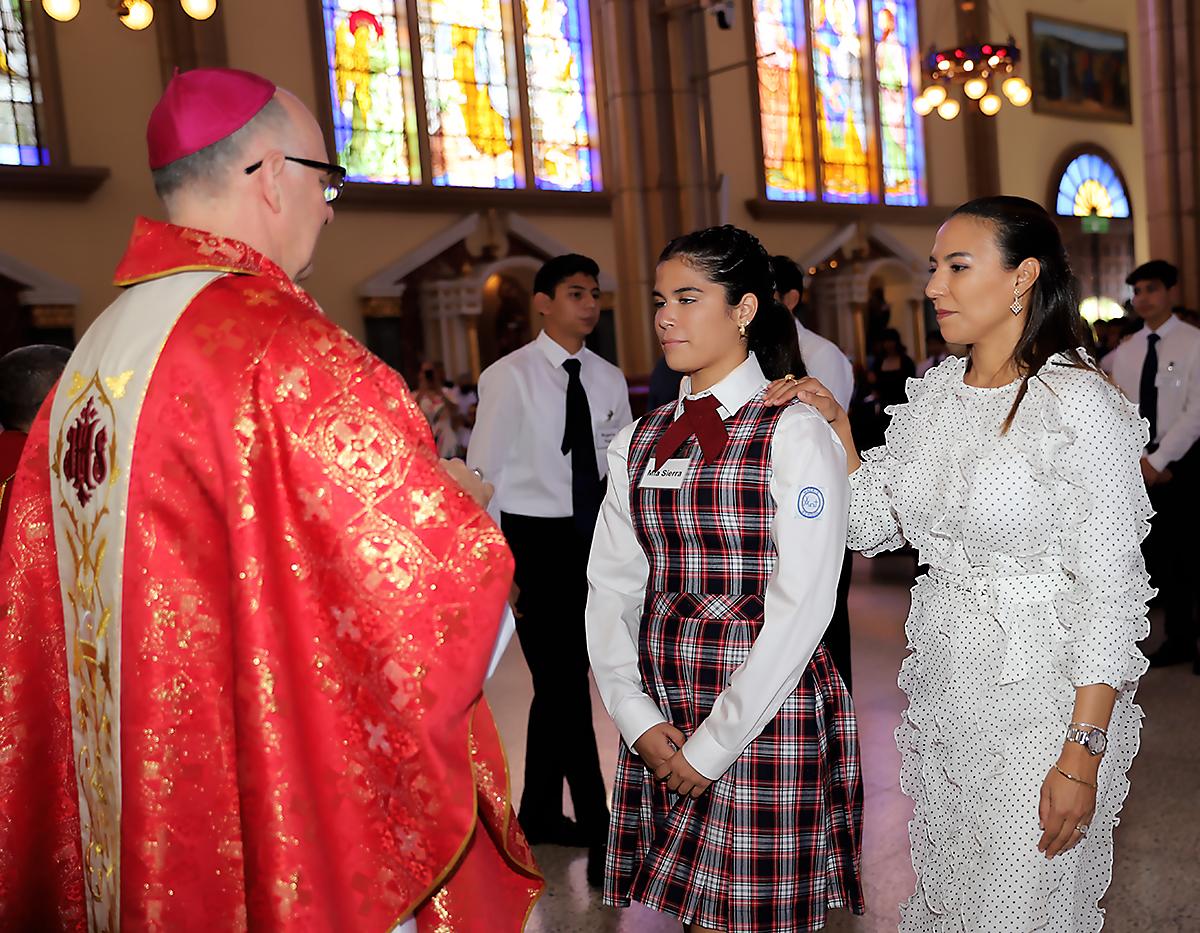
<box><xmin>244</xmin><ymin>156</ymin><xmax>347</xmax><ymax>203</ymax></box>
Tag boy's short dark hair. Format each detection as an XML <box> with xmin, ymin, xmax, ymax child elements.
<box><xmin>771</xmin><ymin>255</ymin><xmax>805</xmax><ymax>298</ymax></box>
<box><xmin>1126</xmin><ymin>259</ymin><xmax>1178</xmax><ymax>290</ymax></box>
<box><xmin>533</xmin><ymin>254</ymin><xmax>600</xmax><ymax>298</ymax></box>
<box><xmin>0</xmin><ymin>344</ymin><xmax>72</xmax><ymax>430</ymax></box>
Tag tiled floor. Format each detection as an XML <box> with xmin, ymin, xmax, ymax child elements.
<box><xmin>484</xmin><ymin>553</ymin><xmax>1200</xmax><ymax>932</ymax></box>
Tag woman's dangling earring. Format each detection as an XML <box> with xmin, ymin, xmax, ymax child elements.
<box><xmin>738</xmin><ymin>319</ymin><xmax>748</xmax><ymax>338</ymax></box>
<box><xmin>1010</xmin><ymin>285</ymin><xmax>1023</xmax><ymax>316</ymax></box>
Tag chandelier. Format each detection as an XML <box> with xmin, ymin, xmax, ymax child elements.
<box><xmin>913</xmin><ymin>37</ymin><xmax>1031</xmax><ymax>120</ymax></box>
<box><xmin>42</xmin><ymin>0</ymin><xmax>217</xmax><ymax>30</ymax></box>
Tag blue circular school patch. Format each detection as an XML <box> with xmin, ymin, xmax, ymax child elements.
<box><xmin>798</xmin><ymin>486</ymin><xmax>825</xmax><ymax>518</ymax></box>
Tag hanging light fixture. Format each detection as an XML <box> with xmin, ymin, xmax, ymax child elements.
<box><xmin>180</xmin><ymin>0</ymin><xmax>216</xmax><ymax>19</ymax></box>
<box><xmin>912</xmin><ymin>36</ymin><xmax>1031</xmax><ymax>120</ymax></box>
<box><xmin>922</xmin><ymin>84</ymin><xmax>948</xmax><ymax>108</ymax></box>
<box><xmin>43</xmin><ymin>0</ymin><xmax>216</xmax><ymax>28</ymax></box>
<box><xmin>119</xmin><ymin>0</ymin><xmax>154</xmax><ymax>30</ymax></box>
<box><xmin>42</xmin><ymin>0</ymin><xmax>80</xmax><ymax>21</ymax></box>
<box><xmin>963</xmin><ymin>77</ymin><xmax>988</xmax><ymax>100</ymax></box>
<box><xmin>937</xmin><ymin>99</ymin><xmax>961</xmax><ymax>121</ymax></box>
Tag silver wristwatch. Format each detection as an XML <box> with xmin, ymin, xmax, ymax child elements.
<box><xmin>1065</xmin><ymin>723</ymin><xmax>1107</xmax><ymax>756</ymax></box>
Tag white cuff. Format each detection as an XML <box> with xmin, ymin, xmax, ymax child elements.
<box><xmin>680</xmin><ymin>723</ymin><xmax>734</xmax><ymax>781</ymax></box>
<box><xmin>614</xmin><ymin>696</ymin><xmax>669</xmax><ymax>751</ymax></box>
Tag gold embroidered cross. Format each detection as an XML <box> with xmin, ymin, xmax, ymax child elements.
<box><xmin>332</xmin><ymin>422</ymin><xmax>388</xmax><ymax>474</ymax></box>
<box><xmin>244</xmin><ymin>288</ymin><xmax>279</xmax><ymax>308</ymax></box>
<box><xmin>275</xmin><ymin>367</ymin><xmax>310</xmax><ymax>402</ymax></box>
<box><xmin>194</xmin><ymin>319</ymin><xmax>245</xmax><ymax>356</ymax></box>
<box><xmin>410</xmin><ymin>488</ymin><xmax>445</xmax><ymax>526</ymax></box>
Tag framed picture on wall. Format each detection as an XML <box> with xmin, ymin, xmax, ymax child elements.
<box><xmin>1027</xmin><ymin>14</ymin><xmax>1132</xmax><ymax>123</ymax></box>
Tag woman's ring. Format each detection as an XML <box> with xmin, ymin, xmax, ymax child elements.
<box><xmin>472</xmin><ymin>468</ymin><xmax>484</xmax><ymax>480</ymax></box>
<box><xmin>782</xmin><ymin>373</ymin><xmax>796</xmax><ymax>382</ymax></box>
<box><xmin>1075</xmin><ymin>824</ymin><xmax>1089</xmax><ymax>836</ymax></box>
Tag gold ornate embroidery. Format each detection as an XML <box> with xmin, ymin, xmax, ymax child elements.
<box><xmin>104</xmin><ymin>370</ymin><xmax>134</xmax><ymax>400</ymax></box>
<box><xmin>410</xmin><ymin>489</ymin><xmax>446</xmax><ymax>526</ymax></box>
<box><xmin>51</xmin><ymin>371</ymin><xmax>121</xmax><ymax>933</ymax></box>
<box><xmin>244</xmin><ymin>288</ymin><xmax>280</xmax><ymax>308</ymax></box>
<box><xmin>274</xmin><ymin>367</ymin><xmax>310</xmax><ymax>402</ymax></box>
<box><xmin>194</xmin><ymin>319</ymin><xmax>246</xmax><ymax>357</ymax></box>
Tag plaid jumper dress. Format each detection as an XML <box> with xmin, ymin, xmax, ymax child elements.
<box><xmin>604</xmin><ymin>393</ymin><xmax>864</xmax><ymax>932</ymax></box>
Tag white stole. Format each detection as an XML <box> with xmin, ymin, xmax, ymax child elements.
<box><xmin>48</xmin><ymin>271</ymin><xmax>224</xmax><ymax>932</ymax></box>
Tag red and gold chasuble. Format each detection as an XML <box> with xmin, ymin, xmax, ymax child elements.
<box><xmin>0</xmin><ymin>218</ymin><xmax>541</xmax><ymax>931</ymax></box>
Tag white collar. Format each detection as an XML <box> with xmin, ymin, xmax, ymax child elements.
<box><xmin>677</xmin><ymin>353</ymin><xmax>767</xmax><ymax>420</ymax></box>
<box><xmin>535</xmin><ymin>328</ymin><xmax>585</xmax><ymax>367</ymax></box>
<box><xmin>1144</xmin><ymin>314</ymin><xmax>1181</xmax><ymax>339</ymax></box>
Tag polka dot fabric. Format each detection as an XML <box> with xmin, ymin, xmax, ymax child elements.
<box><xmin>847</xmin><ymin>353</ymin><xmax>1153</xmax><ymax>932</ymax></box>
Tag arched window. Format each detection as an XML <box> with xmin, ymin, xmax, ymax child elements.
<box><xmin>1055</xmin><ymin>152</ymin><xmax>1130</xmax><ymax>218</ymax></box>
<box><xmin>753</xmin><ymin>0</ymin><xmax>926</xmax><ymax>206</ymax></box>
<box><xmin>1</xmin><ymin>0</ymin><xmax>47</xmax><ymax>166</ymax></box>
<box><xmin>320</xmin><ymin>0</ymin><xmax>601</xmax><ymax>192</ymax></box>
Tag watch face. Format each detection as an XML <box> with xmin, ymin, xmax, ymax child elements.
<box><xmin>1086</xmin><ymin>730</ymin><xmax>1107</xmax><ymax>754</ymax></box>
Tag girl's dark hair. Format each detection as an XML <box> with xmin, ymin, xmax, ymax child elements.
<box><xmin>948</xmin><ymin>196</ymin><xmax>1097</xmax><ymax>431</ymax></box>
<box><xmin>658</xmin><ymin>225</ymin><xmax>804</xmax><ymax>381</ymax></box>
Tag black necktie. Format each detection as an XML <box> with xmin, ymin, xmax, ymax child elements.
<box><xmin>561</xmin><ymin>359</ymin><xmax>603</xmax><ymax>534</ymax></box>
<box><xmin>1140</xmin><ymin>333</ymin><xmax>1159</xmax><ymax>447</ymax></box>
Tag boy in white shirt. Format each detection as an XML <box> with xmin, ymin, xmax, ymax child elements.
<box><xmin>468</xmin><ymin>255</ymin><xmax>633</xmax><ymax>881</ymax></box>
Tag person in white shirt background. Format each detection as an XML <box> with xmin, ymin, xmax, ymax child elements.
<box><xmin>1102</xmin><ymin>259</ymin><xmax>1200</xmax><ymax>674</ymax></box>
<box><xmin>774</xmin><ymin>254</ymin><xmax>857</xmax><ymax>693</ymax></box>
<box><xmin>587</xmin><ymin>226</ymin><xmax>862</xmax><ymax>930</ymax></box>
<box><xmin>467</xmin><ymin>254</ymin><xmax>632</xmax><ymax>885</ymax></box>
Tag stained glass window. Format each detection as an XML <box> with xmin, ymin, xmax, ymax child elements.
<box><xmin>754</xmin><ymin>0</ymin><xmax>814</xmax><ymax>201</ymax></box>
<box><xmin>417</xmin><ymin>0</ymin><xmax>517</xmax><ymax>188</ymax></box>
<box><xmin>1</xmin><ymin>0</ymin><xmax>46</xmax><ymax>167</ymax></box>
<box><xmin>521</xmin><ymin>0</ymin><xmax>600</xmax><ymax>192</ymax></box>
<box><xmin>323</xmin><ymin>1</ymin><xmax>421</xmax><ymax>184</ymax></box>
<box><xmin>1056</xmin><ymin>153</ymin><xmax>1130</xmax><ymax>218</ymax></box>
<box><xmin>872</xmin><ymin>0</ymin><xmax>924</xmax><ymax>205</ymax></box>
<box><xmin>809</xmin><ymin>0</ymin><xmax>872</xmax><ymax>203</ymax></box>
<box><xmin>320</xmin><ymin>1</ymin><xmax>600</xmax><ymax>192</ymax></box>
<box><xmin>753</xmin><ymin>0</ymin><xmax>926</xmax><ymax>206</ymax></box>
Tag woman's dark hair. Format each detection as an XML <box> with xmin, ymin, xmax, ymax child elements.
<box><xmin>658</xmin><ymin>225</ymin><xmax>804</xmax><ymax>381</ymax></box>
<box><xmin>948</xmin><ymin>195</ymin><xmax>1096</xmax><ymax>431</ymax></box>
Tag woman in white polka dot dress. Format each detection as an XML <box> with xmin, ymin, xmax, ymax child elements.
<box><xmin>768</xmin><ymin>196</ymin><xmax>1152</xmax><ymax>932</ymax></box>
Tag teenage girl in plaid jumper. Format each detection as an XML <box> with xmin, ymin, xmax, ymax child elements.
<box><xmin>586</xmin><ymin>226</ymin><xmax>864</xmax><ymax>932</ymax></box>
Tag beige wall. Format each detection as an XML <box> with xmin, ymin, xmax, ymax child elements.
<box><xmin>987</xmin><ymin>0</ymin><xmax>1148</xmax><ymax>261</ymax></box>
<box><xmin>0</xmin><ymin>0</ymin><xmax>1151</xmax><ymax>370</ymax></box>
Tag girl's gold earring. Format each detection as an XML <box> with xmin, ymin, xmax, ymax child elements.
<box><xmin>738</xmin><ymin>320</ymin><xmax>748</xmax><ymax>338</ymax></box>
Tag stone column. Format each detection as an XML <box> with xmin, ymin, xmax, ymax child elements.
<box><xmin>596</xmin><ymin>0</ymin><xmax>720</xmax><ymax>374</ymax></box>
<box><xmin>1139</xmin><ymin>0</ymin><xmax>1200</xmax><ymax>309</ymax></box>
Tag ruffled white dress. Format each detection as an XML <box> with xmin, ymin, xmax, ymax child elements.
<box><xmin>849</xmin><ymin>353</ymin><xmax>1152</xmax><ymax>933</ymax></box>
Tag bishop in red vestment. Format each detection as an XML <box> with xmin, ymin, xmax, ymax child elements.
<box><xmin>0</xmin><ymin>69</ymin><xmax>540</xmax><ymax>931</ymax></box>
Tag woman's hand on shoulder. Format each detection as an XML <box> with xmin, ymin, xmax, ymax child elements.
<box><xmin>764</xmin><ymin>376</ymin><xmax>845</xmax><ymax>425</ymax></box>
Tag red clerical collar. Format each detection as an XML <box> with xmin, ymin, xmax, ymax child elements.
<box><xmin>113</xmin><ymin>216</ymin><xmax>294</xmax><ymax>289</ymax></box>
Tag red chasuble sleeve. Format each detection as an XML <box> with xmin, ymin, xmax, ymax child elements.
<box><xmin>0</xmin><ymin>414</ymin><xmax>87</xmax><ymax>931</ymax></box>
<box><xmin>0</xmin><ymin>230</ymin><xmax>540</xmax><ymax>931</ymax></box>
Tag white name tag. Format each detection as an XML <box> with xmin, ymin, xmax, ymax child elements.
<box><xmin>639</xmin><ymin>457</ymin><xmax>692</xmax><ymax>489</ymax></box>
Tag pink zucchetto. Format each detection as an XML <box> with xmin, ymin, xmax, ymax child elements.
<box><xmin>147</xmin><ymin>67</ymin><xmax>277</xmax><ymax>170</ymax></box>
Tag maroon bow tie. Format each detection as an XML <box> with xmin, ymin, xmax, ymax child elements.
<box><xmin>654</xmin><ymin>394</ymin><xmax>729</xmax><ymax>466</ymax></box>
